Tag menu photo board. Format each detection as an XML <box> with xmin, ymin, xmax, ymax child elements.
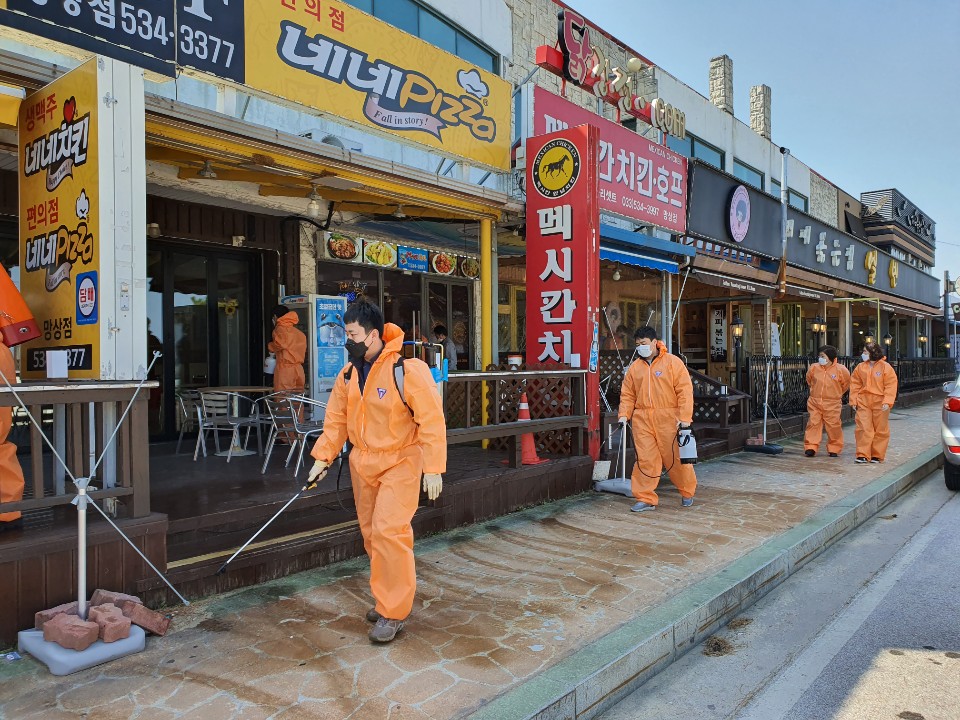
<box><xmin>397</xmin><ymin>246</ymin><xmax>428</xmax><ymax>273</ymax></box>
<box><xmin>459</xmin><ymin>256</ymin><xmax>480</xmax><ymax>280</ymax></box>
<box><xmin>323</xmin><ymin>231</ymin><xmax>363</xmax><ymax>263</ymax></box>
<box><xmin>362</xmin><ymin>239</ymin><xmax>398</xmax><ymax>269</ymax></box>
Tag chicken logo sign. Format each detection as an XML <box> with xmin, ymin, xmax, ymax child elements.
<box><xmin>531</xmin><ymin>138</ymin><xmax>581</xmax><ymax>199</ymax></box>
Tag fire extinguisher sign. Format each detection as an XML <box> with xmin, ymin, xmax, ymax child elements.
<box><xmin>76</xmin><ymin>271</ymin><xmax>98</xmax><ymax>326</ymax></box>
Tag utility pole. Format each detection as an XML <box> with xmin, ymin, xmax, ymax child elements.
<box><xmin>945</xmin><ymin>270</ymin><xmax>951</xmax><ymax>361</ymax></box>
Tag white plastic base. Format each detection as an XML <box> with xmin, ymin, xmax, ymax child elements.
<box><xmin>594</xmin><ymin>477</ymin><xmax>634</xmax><ymax>497</ymax></box>
<box><xmin>18</xmin><ymin>625</ymin><xmax>146</xmax><ymax>676</ymax></box>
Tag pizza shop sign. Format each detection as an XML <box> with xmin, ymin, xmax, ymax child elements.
<box><xmin>535</xmin><ymin>8</ymin><xmax>686</xmax><ymax>139</ymax></box>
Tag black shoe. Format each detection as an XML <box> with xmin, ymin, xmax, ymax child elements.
<box><xmin>871</xmin><ymin>457</ymin><xmax>882</xmax><ymax>464</ymax></box>
<box><xmin>804</xmin><ymin>449</ymin><xmax>815</xmax><ymax>457</ymax></box>
<box><xmin>855</xmin><ymin>457</ymin><xmax>868</xmax><ymax>464</ymax></box>
<box><xmin>829</xmin><ymin>452</ymin><xmax>839</xmax><ymax>458</ymax></box>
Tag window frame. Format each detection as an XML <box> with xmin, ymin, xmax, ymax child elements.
<box><xmin>691</xmin><ymin>135</ymin><xmax>725</xmax><ymax>171</ymax></box>
<box><xmin>732</xmin><ymin>158</ymin><xmax>764</xmax><ymax>191</ymax></box>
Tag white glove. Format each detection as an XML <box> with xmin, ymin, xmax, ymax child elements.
<box><xmin>306</xmin><ymin>460</ymin><xmax>330</xmax><ymax>490</ymax></box>
<box><xmin>881</xmin><ymin>404</ymin><xmax>890</xmax><ymax>411</ymax></box>
<box><xmin>618</xmin><ymin>417</ymin><xmax>629</xmax><ymax>426</ymax></box>
<box><xmin>423</xmin><ymin>473</ymin><xmax>443</xmax><ymax>501</ymax></box>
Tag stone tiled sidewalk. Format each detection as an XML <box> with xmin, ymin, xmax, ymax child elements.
<box><xmin>0</xmin><ymin>401</ymin><xmax>943</xmax><ymax>720</ymax></box>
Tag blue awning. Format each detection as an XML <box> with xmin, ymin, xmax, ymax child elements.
<box><xmin>599</xmin><ymin>247</ymin><xmax>678</xmax><ymax>273</ymax></box>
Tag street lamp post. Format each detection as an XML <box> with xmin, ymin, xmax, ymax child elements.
<box><xmin>811</xmin><ymin>315</ymin><xmax>825</xmax><ymax>350</ymax></box>
<box><xmin>919</xmin><ymin>333</ymin><xmax>927</xmax><ymax>357</ymax></box>
<box><xmin>882</xmin><ymin>332</ymin><xmax>893</xmax><ymax>357</ymax></box>
<box><xmin>731</xmin><ymin>315</ymin><xmax>744</xmax><ymax>391</ymax></box>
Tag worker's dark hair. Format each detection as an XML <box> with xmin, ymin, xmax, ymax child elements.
<box><xmin>634</xmin><ymin>326</ymin><xmax>659</xmax><ymax>341</ymax></box>
<box><xmin>434</xmin><ymin>325</ymin><xmax>448</xmax><ymax>337</ymax></box>
<box><xmin>344</xmin><ymin>300</ymin><xmax>385</xmax><ymax>336</ymax></box>
<box><xmin>271</xmin><ymin>305</ymin><xmax>290</xmax><ymax>320</ymax></box>
<box><xmin>818</xmin><ymin>345</ymin><xmax>837</xmax><ymax>362</ymax></box>
<box><xmin>864</xmin><ymin>341</ymin><xmax>884</xmax><ymax>361</ymax></box>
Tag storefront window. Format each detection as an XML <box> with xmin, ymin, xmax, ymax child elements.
<box><xmin>316</xmin><ymin>264</ymin><xmax>380</xmax><ymax>305</ymax></box>
<box><xmin>601</xmin><ymin>266</ymin><xmax>662</xmax><ymax>350</ymax></box>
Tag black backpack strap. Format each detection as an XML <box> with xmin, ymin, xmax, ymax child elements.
<box><xmin>343</xmin><ymin>365</ymin><xmax>353</xmax><ymax>383</ymax></box>
<box><xmin>393</xmin><ymin>357</ymin><xmax>414</xmax><ymax>416</ymax></box>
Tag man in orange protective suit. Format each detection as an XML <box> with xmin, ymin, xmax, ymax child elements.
<box><xmin>803</xmin><ymin>344</ymin><xmax>851</xmax><ymax>458</ymax></box>
<box><xmin>849</xmin><ymin>340</ymin><xmax>898</xmax><ymax>464</ymax></box>
<box><xmin>267</xmin><ymin>305</ymin><xmax>306</xmax><ymax>393</ymax></box>
<box><xmin>618</xmin><ymin>326</ymin><xmax>697</xmax><ymax>512</ymax></box>
<box><xmin>0</xmin><ymin>342</ymin><xmax>25</xmax><ymax>531</ymax></box>
<box><xmin>307</xmin><ymin>301</ymin><xmax>446</xmax><ymax>643</ymax></box>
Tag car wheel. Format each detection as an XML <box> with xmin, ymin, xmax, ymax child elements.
<box><xmin>945</xmin><ymin>459</ymin><xmax>960</xmax><ymax>492</ymax></box>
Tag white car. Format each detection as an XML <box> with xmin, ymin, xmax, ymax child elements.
<box><xmin>940</xmin><ymin>377</ymin><xmax>960</xmax><ymax>491</ymax></box>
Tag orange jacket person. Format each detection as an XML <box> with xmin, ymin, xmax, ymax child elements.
<box><xmin>307</xmin><ymin>301</ymin><xmax>446</xmax><ymax>643</ymax></box>
<box><xmin>849</xmin><ymin>341</ymin><xmax>898</xmax><ymax>464</ymax></box>
<box><xmin>267</xmin><ymin>305</ymin><xmax>306</xmax><ymax>393</ymax></box>
<box><xmin>803</xmin><ymin>345</ymin><xmax>851</xmax><ymax>458</ymax></box>
<box><xmin>0</xmin><ymin>343</ymin><xmax>25</xmax><ymax>530</ymax></box>
<box><xmin>617</xmin><ymin>326</ymin><xmax>697</xmax><ymax>512</ymax></box>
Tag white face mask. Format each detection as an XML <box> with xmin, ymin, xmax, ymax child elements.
<box><xmin>861</xmin><ymin>352</ymin><xmax>870</xmax><ymax>362</ymax></box>
<box><xmin>818</xmin><ymin>357</ymin><xmax>829</xmax><ymax>366</ymax></box>
<box><xmin>637</xmin><ymin>344</ymin><xmax>653</xmax><ymax>358</ymax></box>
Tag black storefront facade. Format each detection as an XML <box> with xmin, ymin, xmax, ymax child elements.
<box><xmin>678</xmin><ymin>161</ymin><xmax>941</xmax><ymax>388</ymax></box>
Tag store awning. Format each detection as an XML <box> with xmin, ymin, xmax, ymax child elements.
<box><xmin>694</xmin><ymin>270</ymin><xmax>776</xmax><ymax>296</ymax></box>
<box><xmin>0</xmin><ymin>81</ymin><xmax>25</xmax><ymax>127</ymax></box>
<box><xmin>600</xmin><ymin>246</ymin><xmax>678</xmax><ymax>273</ymax></box>
<box><xmin>786</xmin><ymin>284</ymin><xmax>833</xmax><ymax>302</ymax></box>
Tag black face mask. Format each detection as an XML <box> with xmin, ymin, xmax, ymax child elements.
<box><xmin>345</xmin><ymin>332</ymin><xmax>371</xmax><ymax>361</ymax></box>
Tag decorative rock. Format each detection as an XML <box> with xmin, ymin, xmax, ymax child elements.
<box><xmin>89</xmin><ymin>589</ymin><xmax>143</xmax><ymax>611</ymax></box>
<box><xmin>34</xmin><ymin>601</ymin><xmax>79</xmax><ymax>631</ymax></box>
<box><xmin>42</xmin><ymin>613</ymin><xmax>99</xmax><ymax>652</ymax></box>
<box><xmin>121</xmin><ymin>602</ymin><xmax>171</xmax><ymax>636</ymax></box>
<box><xmin>88</xmin><ymin>604</ymin><xmax>132</xmax><ymax>643</ymax></box>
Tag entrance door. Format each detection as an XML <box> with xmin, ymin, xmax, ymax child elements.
<box><xmin>427</xmin><ymin>279</ymin><xmax>473</xmax><ymax>370</ymax></box>
<box><xmin>147</xmin><ymin>243</ymin><xmax>262</xmax><ymax>438</ymax></box>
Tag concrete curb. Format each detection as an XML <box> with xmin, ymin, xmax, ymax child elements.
<box><xmin>467</xmin><ymin>445</ymin><xmax>943</xmax><ymax>720</ymax></box>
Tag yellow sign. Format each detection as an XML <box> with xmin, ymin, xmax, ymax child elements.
<box><xmin>888</xmin><ymin>258</ymin><xmax>899</xmax><ymax>288</ymax></box>
<box><xmin>244</xmin><ymin>1</ymin><xmax>511</xmax><ymax>171</ymax></box>
<box><xmin>18</xmin><ymin>58</ymin><xmax>100</xmax><ymax>379</ymax></box>
<box><xmin>864</xmin><ymin>249</ymin><xmax>878</xmax><ymax>286</ymax></box>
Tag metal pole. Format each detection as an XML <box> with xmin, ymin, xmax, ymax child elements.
<box><xmin>945</xmin><ymin>271</ymin><xmax>950</xmax><ymax>358</ymax></box>
<box><xmin>76</xmin><ymin>479</ymin><xmax>88</xmax><ymax>619</ymax></box>
<box><xmin>780</xmin><ymin>147</ymin><xmax>790</xmax><ymax>278</ymax></box>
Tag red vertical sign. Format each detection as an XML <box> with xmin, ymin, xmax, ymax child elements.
<box><xmin>525</xmin><ymin>125</ymin><xmax>601</xmax><ymax>459</ymax></box>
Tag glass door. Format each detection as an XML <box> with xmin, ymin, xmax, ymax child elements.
<box><xmin>427</xmin><ymin>279</ymin><xmax>474</xmax><ymax>370</ymax></box>
<box><xmin>149</xmin><ymin>244</ymin><xmax>262</xmax><ymax>438</ymax></box>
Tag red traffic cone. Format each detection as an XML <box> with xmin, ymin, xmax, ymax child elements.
<box><xmin>518</xmin><ymin>393</ymin><xmax>548</xmax><ymax>465</ymax></box>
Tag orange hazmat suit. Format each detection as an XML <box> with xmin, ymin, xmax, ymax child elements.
<box><xmin>849</xmin><ymin>357</ymin><xmax>897</xmax><ymax>461</ymax></box>
<box><xmin>803</xmin><ymin>360</ymin><xmax>851</xmax><ymax>455</ymax></box>
<box><xmin>618</xmin><ymin>341</ymin><xmax>697</xmax><ymax>505</ymax></box>
<box><xmin>268</xmin><ymin>311</ymin><xmax>306</xmax><ymax>393</ymax></box>
<box><xmin>311</xmin><ymin>323</ymin><xmax>446</xmax><ymax>621</ymax></box>
<box><xmin>0</xmin><ymin>344</ymin><xmax>24</xmax><ymax>523</ymax></box>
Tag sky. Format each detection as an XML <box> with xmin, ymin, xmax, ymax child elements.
<box><xmin>566</xmin><ymin>0</ymin><xmax>960</xmax><ymax>287</ymax></box>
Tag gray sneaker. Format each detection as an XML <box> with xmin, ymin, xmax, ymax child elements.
<box><xmin>369</xmin><ymin>617</ymin><xmax>404</xmax><ymax>643</ymax></box>
<box><xmin>681</xmin><ymin>496</ymin><xmax>694</xmax><ymax>507</ymax></box>
<box><xmin>630</xmin><ymin>501</ymin><xmax>656</xmax><ymax>513</ymax></box>
<box><xmin>365</xmin><ymin>607</ymin><xmax>381</xmax><ymax>623</ymax></box>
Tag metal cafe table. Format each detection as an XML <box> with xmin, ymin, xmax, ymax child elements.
<box><xmin>197</xmin><ymin>386</ymin><xmax>274</xmax><ymax>458</ymax></box>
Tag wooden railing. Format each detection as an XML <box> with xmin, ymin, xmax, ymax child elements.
<box><xmin>688</xmin><ymin>368</ymin><xmax>751</xmax><ymax>429</ymax></box>
<box><xmin>0</xmin><ymin>381</ymin><xmax>154</xmax><ymax>519</ymax></box>
<box><xmin>746</xmin><ymin>355</ymin><xmax>955</xmax><ymax>419</ymax></box>
<box><xmin>443</xmin><ymin>368</ymin><xmax>588</xmax><ymax>462</ymax></box>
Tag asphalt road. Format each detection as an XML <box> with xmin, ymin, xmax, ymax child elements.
<box><xmin>599</xmin><ymin>470</ymin><xmax>960</xmax><ymax>720</ymax></box>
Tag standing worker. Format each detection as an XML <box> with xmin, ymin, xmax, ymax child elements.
<box><xmin>849</xmin><ymin>341</ymin><xmax>898</xmax><ymax>464</ymax></box>
<box><xmin>803</xmin><ymin>345</ymin><xmax>851</xmax><ymax>458</ymax></box>
<box><xmin>268</xmin><ymin>305</ymin><xmax>307</xmax><ymax>393</ymax></box>
<box><xmin>0</xmin><ymin>341</ymin><xmax>24</xmax><ymax>532</ymax></box>
<box><xmin>306</xmin><ymin>301</ymin><xmax>446</xmax><ymax>643</ymax></box>
<box><xmin>617</xmin><ymin>326</ymin><xmax>697</xmax><ymax>512</ymax></box>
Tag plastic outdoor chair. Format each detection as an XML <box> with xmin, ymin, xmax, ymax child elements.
<box><xmin>259</xmin><ymin>392</ymin><xmax>300</xmax><ymax>474</ymax></box>
<box><xmin>287</xmin><ymin>395</ymin><xmax>326</xmax><ymax>476</ymax></box>
<box><xmin>175</xmin><ymin>390</ymin><xmax>201</xmax><ymax>454</ymax></box>
<box><xmin>194</xmin><ymin>391</ymin><xmax>261</xmax><ymax>463</ymax></box>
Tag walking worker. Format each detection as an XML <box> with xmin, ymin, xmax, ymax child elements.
<box><xmin>849</xmin><ymin>341</ymin><xmax>898</xmax><ymax>464</ymax></box>
<box><xmin>306</xmin><ymin>301</ymin><xmax>446</xmax><ymax>643</ymax></box>
<box><xmin>803</xmin><ymin>345</ymin><xmax>851</xmax><ymax>458</ymax></box>
<box><xmin>267</xmin><ymin>305</ymin><xmax>307</xmax><ymax>393</ymax></box>
<box><xmin>617</xmin><ymin>326</ymin><xmax>697</xmax><ymax>512</ymax></box>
